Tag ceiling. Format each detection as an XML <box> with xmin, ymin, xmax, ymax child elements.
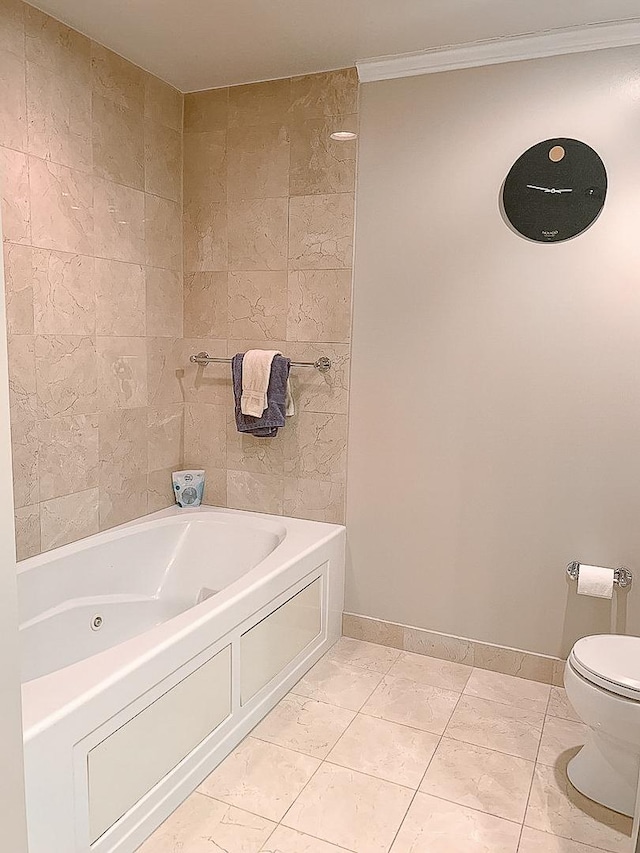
<box><xmin>29</xmin><ymin>0</ymin><xmax>640</xmax><ymax>92</ymax></box>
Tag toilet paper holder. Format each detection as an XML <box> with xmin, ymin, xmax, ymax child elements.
<box><xmin>566</xmin><ymin>561</ymin><xmax>633</xmax><ymax>589</ymax></box>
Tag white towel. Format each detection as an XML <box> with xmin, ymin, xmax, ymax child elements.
<box><xmin>240</xmin><ymin>350</ymin><xmax>295</xmax><ymax>418</ymax></box>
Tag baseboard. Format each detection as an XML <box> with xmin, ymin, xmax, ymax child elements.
<box><xmin>342</xmin><ymin>612</ymin><xmax>565</xmax><ymax>686</ymax></box>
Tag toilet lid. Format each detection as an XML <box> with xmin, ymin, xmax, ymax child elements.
<box><xmin>570</xmin><ymin>634</ymin><xmax>640</xmax><ymax>699</ymax></box>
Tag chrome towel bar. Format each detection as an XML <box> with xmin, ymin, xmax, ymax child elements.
<box><xmin>566</xmin><ymin>561</ymin><xmax>633</xmax><ymax>589</ymax></box>
<box><xmin>189</xmin><ymin>351</ymin><xmax>331</xmax><ymax>372</ymax></box>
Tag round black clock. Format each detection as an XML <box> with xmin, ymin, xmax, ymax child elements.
<box><xmin>502</xmin><ymin>138</ymin><xmax>607</xmax><ymax>243</ymax></box>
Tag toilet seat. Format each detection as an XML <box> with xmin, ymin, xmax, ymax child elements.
<box><xmin>569</xmin><ymin>634</ymin><xmax>640</xmax><ymax>701</ymax></box>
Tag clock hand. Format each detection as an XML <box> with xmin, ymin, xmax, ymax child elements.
<box><xmin>526</xmin><ymin>185</ymin><xmax>573</xmax><ymax>194</ymax></box>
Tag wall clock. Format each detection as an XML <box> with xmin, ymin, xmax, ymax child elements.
<box><xmin>502</xmin><ymin>138</ymin><xmax>607</xmax><ymax>243</ymax></box>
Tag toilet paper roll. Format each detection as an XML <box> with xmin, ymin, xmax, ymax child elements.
<box><xmin>577</xmin><ymin>564</ymin><xmax>615</xmax><ymax>599</ymax></box>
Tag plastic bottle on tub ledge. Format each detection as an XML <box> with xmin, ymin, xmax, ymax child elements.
<box><xmin>172</xmin><ymin>470</ymin><xmax>205</xmax><ymax>507</ymax></box>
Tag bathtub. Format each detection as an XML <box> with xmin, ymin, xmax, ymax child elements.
<box><xmin>19</xmin><ymin>505</ymin><xmax>345</xmax><ymax>853</ymax></box>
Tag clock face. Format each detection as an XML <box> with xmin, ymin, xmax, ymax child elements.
<box><xmin>502</xmin><ymin>138</ymin><xmax>607</xmax><ymax>243</ymax></box>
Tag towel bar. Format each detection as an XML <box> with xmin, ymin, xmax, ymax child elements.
<box><xmin>189</xmin><ymin>352</ymin><xmax>331</xmax><ymax>372</ymax></box>
<box><xmin>566</xmin><ymin>561</ymin><xmax>633</xmax><ymax>588</ymax></box>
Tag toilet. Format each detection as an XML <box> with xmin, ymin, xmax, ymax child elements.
<box><xmin>564</xmin><ymin>633</ymin><xmax>640</xmax><ymax>817</ymax></box>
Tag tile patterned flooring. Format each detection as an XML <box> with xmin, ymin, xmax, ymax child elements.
<box><xmin>139</xmin><ymin>637</ymin><xmax>633</xmax><ymax>852</ymax></box>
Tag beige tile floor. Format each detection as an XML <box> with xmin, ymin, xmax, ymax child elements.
<box><xmin>139</xmin><ymin>637</ymin><xmax>634</xmax><ymax>853</ymax></box>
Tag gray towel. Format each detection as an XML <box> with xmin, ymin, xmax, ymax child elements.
<box><xmin>232</xmin><ymin>353</ymin><xmax>291</xmax><ymax>437</ymax></box>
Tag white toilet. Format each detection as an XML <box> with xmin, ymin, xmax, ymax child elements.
<box><xmin>564</xmin><ymin>633</ymin><xmax>640</xmax><ymax>817</ymax></box>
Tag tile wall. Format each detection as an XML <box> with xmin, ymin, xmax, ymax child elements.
<box><xmin>0</xmin><ymin>0</ymin><xmax>183</xmax><ymax>558</ymax></box>
<box><xmin>0</xmin><ymin>0</ymin><xmax>358</xmax><ymax>558</ymax></box>
<box><xmin>180</xmin><ymin>70</ymin><xmax>358</xmax><ymax>521</ymax></box>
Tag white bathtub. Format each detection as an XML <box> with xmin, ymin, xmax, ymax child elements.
<box><xmin>19</xmin><ymin>505</ymin><xmax>345</xmax><ymax>853</ymax></box>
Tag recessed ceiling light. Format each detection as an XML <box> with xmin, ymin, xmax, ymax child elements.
<box><xmin>330</xmin><ymin>130</ymin><xmax>357</xmax><ymax>141</ymax></box>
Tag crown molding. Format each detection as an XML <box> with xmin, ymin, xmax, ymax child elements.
<box><xmin>356</xmin><ymin>19</ymin><xmax>640</xmax><ymax>83</ymax></box>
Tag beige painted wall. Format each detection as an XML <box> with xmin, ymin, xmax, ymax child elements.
<box><xmin>347</xmin><ymin>46</ymin><xmax>640</xmax><ymax>658</ymax></box>
<box><xmin>0</xmin><ymin>0</ymin><xmax>184</xmax><ymax>559</ymax></box>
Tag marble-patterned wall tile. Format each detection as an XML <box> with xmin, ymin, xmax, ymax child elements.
<box><xmin>32</xmin><ymin>248</ymin><xmax>95</xmax><ymax>335</ymax></box>
<box><xmin>26</xmin><ymin>60</ymin><xmax>91</xmax><ymax>172</ymax></box>
<box><xmin>95</xmin><ymin>258</ymin><xmax>145</xmax><ymax>336</ymax></box>
<box><xmin>35</xmin><ymin>334</ymin><xmax>97</xmax><ymax>417</ymax></box>
<box><xmin>403</xmin><ymin>627</ymin><xmax>475</xmax><ymax>666</ymax></box>
<box><xmin>15</xmin><ymin>503</ymin><xmax>41</xmax><ymax>560</ymax></box>
<box><xmin>289</xmin><ymin>115</ymin><xmax>357</xmax><ymax>196</ymax></box>
<box><xmin>183</xmin><ymin>402</ymin><xmax>227</xmax><ymax>470</ymax></box>
<box><xmin>7</xmin><ymin>334</ymin><xmax>38</xmax><ymax>420</ymax></box>
<box><xmin>29</xmin><ymin>157</ymin><xmax>93</xmax><ymax>254</ymax></box>
<box><xmin>10</xmin><ymin>414</ymin><xmax>39</xmax><ymax>508</ymax></box>
<box><xmin>92</xmin><ymin>94</ymin><xmax>144</xmax><ymax>189</ymax></box>
<box><xmin>283</xmin><ymin>477</ymin><xmax>345</xmax><ymax>523</ymax></box>
<box><xmin>3</xmin><ymin>58</ymin><xmax>360</xmax><ymax>551</ymax></box>
<box><xmin>0</xmin><ymin>47</ymin><xmax>26</xmax><ymax>151</ymax></box>
<box><xmin>146</xmin><ymin>336</ymin><xmax>186</xmax><ymax>406</ymax></box>
<box><xmin>341</xmin><ymin>615</ymin><xmax>564</xmax><ymax>685</ymax></box>
<box><xmin>228</xmin><ymin>198</ymin><xmax>288</xmax><ymax>270</ymax></box>
<box><xmin>187</xmin><ymin>467</ymin><xmax>226</xmax><ymax>506</ymax></box>
<box><xmin>98</xmin><ymin>407</ymin><xmax>147</xmax><ymax>529</ymax></box>
<box><xmin>184</xmin><ymin>272</ymin><xmax>228</xmax><ymax>338</ymax></box>
<box><xmin>290</xmin><ymin>68</ymin><xmax>359</xmax><ymax>119</ymax></box>
<box><xmin>473</xmin><ymin>642</ymin><xmax>556</xmax><ymax>686</ymax></box>
<box><xmin>287</xmin><ymin>269</ymin><xmax>351</xmax><ymax>343</ymax></box>
<box><xmin>0</xmin><ymin>146</ymin><xmax>30</xmax><ymax>243</ymax></box>
<box><xmin>288</xmin><ymin>193</ymin><xmax>354</xmax><ymax>270</ymax></box>
<box><xmin>228</xmin><ymin>271</ymin><xmax>287</xmax><ymax>339</ymax></box>
<box><xmin>93</xmin><ymin>176</ymin><xmax>145</xmax><ymax>263</ymax></box>
<box><xmin>144</xmin><ymin>120</ymin><xmax>181</xmax><ymax>202</ymax></box>
<box><xmin>25</xmin><ymin>7</ymin><xmax>90</xmax><ymax>83</ymax></box>
<box><xmin>227</xmin><ymin>122</ymin><xmax>289</xmax><ymax>200</ymax></box>
<box><xmin>552</xmin><ymin>659</ymin><xmax>566</xmax><ymax>688</ymax></box>
<box><xmin>0</xmin><ymin>0</ymin><xmax>25</xmax><ymax>58</ymax></box>
<box><xmin>283</xmin><ymin>412</ymin><xmax>348</xmax><ymax>482</ymax></box>
<box><xmin>226</xmin><ymin>410</ymin><xmax>284</xmax><ymax>475</ymax></box>
<box><xmin>227</xmin><ymin>469</ymin><xmax>283</xmax><ymax>515</ymax></box>
<box><xmin>229</xmin><ymin>79</ymin><xmax>291</xmax><ymax>128</ymax></box>
<box><xmin>1</xmin><ymin>5</ymin><xmax>190</xmax><ymax>557</ymax></box>
<box><xmin>148</xmin><ymin>404</ymin><xmax>183</xmax><ymax>470</ymax></box>
<box><xmin>183</xmin><ymin>201</ymin><xmax>228</xmax><ymax>273</ymax></box>
<box><xmin>97</xmin><ymin>335</ymin><xmax>147</xmax><ymax>410</ymax></box>
<box><xmin>147</xmin><ymin>466</ymin><xmax>176</xmax><ymax>512</ymax></box>
<box><xmin>285</xmin><ymin>343</ymin><xmax>350</xmax><ymax>415</ymax></box>
<box><xmin>227</xmin><ymin>337</ymin><xmax>286</xmax><ymax>359</ymax></box>
<box><xmin>144</xmin><ymin>75</ymin><xmax>182</xmax><ymax>131</ymax></box>
<box><xmin>3</xmin><ymin>243</ymin><xmax>34</xmax><ymax>334</ymax></box>
<box><xmin>342</xmin><ymin>614</ymin><xmax>405</xmax><ymax>650</ymax></box>
<box><xmin>183</xmin><ymin>130</ymin><xmax>226</xmax><ymax>205</ymax></box>
<box><xmin>37</xmin><ymin>413</ymin><xmax>98</xmax><ymax>500</ymax></box>
<box><xmin>90</xmin><ymin>42</ymin><xmax>144</xmax><ymax>112</ymax></box>
<box><xmin>40</xmin><ymin>487</ymin><xmax>99</xmax><ymax>551</ymax></box>
<box><xmin>145</xmin><ymin>193</ymin><xmax>181</xmax><ymax>270</ymax></box>
<box><xmin>182</xmin><ymin>337</ymin><xmax>230</xmax><ymax>406</ymax></box>
<box><xmin>146</xmin><ymin>267</ymin><xmax>182</xmax><ymax>337</ymax></box>
<box><xmin>184</xmin><ymin>88</ymin><xmax>228</xmax><ymax>132</ymax></box>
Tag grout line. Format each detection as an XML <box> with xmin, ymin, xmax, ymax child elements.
<box><xmin>385</xmin><ymin>689</ymin><xmax>466</xmax><ymax>851</ymax></box>
<box><xmin>261</xmin><ymin>823</ymin><xmax>358</xmax><ymax>853</ymax></box>
<box><xmin>318</xmin><ymin>755</ymin><xmax>430</xmax><ymax>793</ymax></box>
<box><xmin>402</xmin><ymin>785</ymin><xmax>525</xmax><ymax>827</ymax></box>
<box><xmin>515</xmin><ymin>683</ymin><xmax>551</xmax><ymax>849</ymax></box>
<box><xmin>457</xmin><ymin>689</ymin><xmax>550</xmax><ymax>715</ymax></box>
<box><xmin>435</xmin><ymin>731</ymin><xmax>541</xmax><ymax>764</ymax></box>
<box><xmin>276</xmin><ymin>750</ymin><xmax>325</xmax><ymax>827</ymax></box>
